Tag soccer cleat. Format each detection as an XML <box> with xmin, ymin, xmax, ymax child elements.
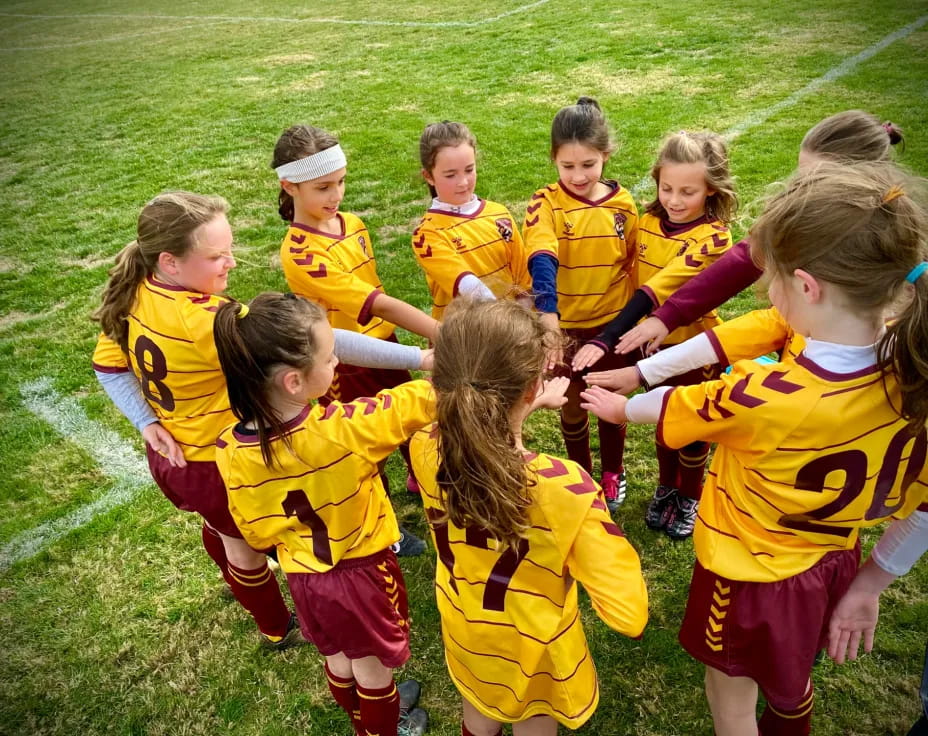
<box><xmin>645</xmin><ymin>485</ymin><xmax>677</xmax><ymax>531</ymax></box>
<box><xmin>397</xmin><ymin>679</ymin><xmax>421</xmax><ymax>719</ymax></box>
<box><xmin>392</xmin><ymin>526</ymin><xmax>427</xmax><ymax>557</ymax></box>
<box><xmin>665</xmin><ymin>495</ymin><xmax>699</xmax><ymax>540</ymax></box>
<box><xmin>601</xmin><ymin>471</ymin><xmax>627</xmax><ymax>511</ymax></box>
<box><xmin>262</xmin><ymin>613</ymin><xmax>305</xmax><ymax>652</ymax></box>
<box><xmin>398</xmin><ymin>707</ymin><xmax>429</xmax><ymax>736</ymax></box>
<box><xmin>405</xmin><ymin>474</ymin><xmax>421</xmax><ymax>495</ymax></box>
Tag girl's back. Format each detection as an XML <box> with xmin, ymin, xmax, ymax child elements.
<box><xmin>94</xmin><ymin>273</ymin><xmax>231</xmax><ymax>462</ymax></box>
<box><xmin>660</xmin><ymin>341</ymin><xmax>927</xmax><ymax>582</ymax></box>
<box><xmin>411</xmin><ymin>432</ymin><xmax>646</xmax><ymax>727</ymax></box>
<box><xmin>217</xmin><ymin>379</ymin><xmax>434</xmax><ymax>572</ymax></box>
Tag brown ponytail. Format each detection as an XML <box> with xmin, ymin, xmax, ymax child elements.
<box><xmin>432</xmin><ymin>299</ymin><xmax>561</xmax><ymax>550</ymax></box>
<box><xmin>213</xmin><ymin>292</ymin><xmax>327</xmax><ymax>467</ymax></box>
<box><xmin>92</xmin><ymin>192</ymin><xmax>229</xmax><ymax>351</ymax></box>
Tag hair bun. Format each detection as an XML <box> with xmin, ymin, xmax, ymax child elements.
<box><xmin>882</xmin><ymin>121</ymin><xmax>903</xmax><ymax>146</ymax></box>
<box><xmin>576</xmin><ymin>96</ymin><xmax>601</xmax><ymax>110</ymax></box>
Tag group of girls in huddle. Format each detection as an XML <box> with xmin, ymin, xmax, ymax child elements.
<box><xmin>91</xmin><ymin>99</ymin><xmax>927</xmax><ymax>736</ymax></box>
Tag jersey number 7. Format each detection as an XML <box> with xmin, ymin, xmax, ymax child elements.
<box><xmin>426</xmin><ymin>509</ymin><xmax>530</xmax><ymax>612</ymax></box>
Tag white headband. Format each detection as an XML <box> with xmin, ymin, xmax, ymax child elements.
<box><xmin>275</xmin><ymin>144</ymin><xmax>347</xmax><ymax>183</ymax></box>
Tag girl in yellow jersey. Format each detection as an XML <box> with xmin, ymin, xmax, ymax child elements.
<box><xmin>213</xmin><ymin>293</ymin><xmax>434</xmax><ymax>736</ymax></box>
<box><xmin>410</xmin><ymin>299</ymin><xmax>647</xmax><ymax>736</ymax></box>
<box><xmin>91</xmin><ymin>192</ymin><xmax>299</xmax><ymax>649</ymax></box>
<box><xmin>411</xmin><ymin>121</ymin><xmax>531</xmax><ymax>321</ymax></box>
<box><xmin>522</xmin><ymin>97</ymin><xmax>640</xmax><ymax>512</ymax></box>
<box><xmin>92</xmin><ymin>193</ymin><xmax>432</xmax><ymax>651</ymax></box>
<box><xmin>581</xmin><ymin>162</ymin><xmax>928</xmax><ymax>736</ymax></box>
<box><xmin>573</xmin><ymin>130</ymin><xmax>737</xmax><ymax>539</ymax></box>
<box><xmin>273</xmin><ymin>124</ymin><xmax>437</xmax><ymax>545</ymax></box>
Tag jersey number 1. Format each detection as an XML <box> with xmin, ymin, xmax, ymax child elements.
<box><xmin>282</xmin><ymin>490</ymin><xmax>333</xmax><ymax>566</ymax></box>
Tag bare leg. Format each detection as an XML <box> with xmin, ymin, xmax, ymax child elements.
<box><xmin>462</xmin><ymin>699</ymin><xmax>504</xmax><ymax>736</ymax></box>
<box><xmin>512</xmin><ymin>714</ymin><xmax>559</xmax><ymax>736</ymax></box>
<box><xmin>704</xmin><ymin>665</ymin><xmax>759</xmax><ymax>736</ymax></box>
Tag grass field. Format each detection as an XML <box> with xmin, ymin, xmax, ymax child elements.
<box><xmin>1</xmin><ymin>0</ymin><xmax>927</xmax><ymax>733</ymax></box>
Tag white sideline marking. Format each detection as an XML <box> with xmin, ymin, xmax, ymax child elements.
<box><xmin>1</xmin><ymin>378</ymin><xmax>150</xmax><ymax>574</ymax></box>
<box><xmin>0</xmin><ymin>0</ymin><xmax>551</xmax><ymax>30</ymax></box>
<box><xmin>630</xmin><ymin>13</ymin><xmax>928</xmax><ymax>198</ymax></box>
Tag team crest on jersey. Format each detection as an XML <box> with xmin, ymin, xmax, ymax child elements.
<box><xmin>563</xmin><ymin>221</ymin><xmax>574</xmax><ymax>236</ymax></box>
<box><xmin>495</xmin><ymin>218</ymin><xmax>513</xmax><ymax>242</ymax></box>
<box><xmin>358</xmin><ymin>234</ymin><xmax>368</xmax><ymax>256</ymax></box>
<box><xmin>614</xmin><ymin>213</ymin><xmax>627</xmax><ymax>239</ymax></box>
<box><xmin>451</xmin><ymin>235</ymin><xmax>464</xmax><ymax>251</ymax></box>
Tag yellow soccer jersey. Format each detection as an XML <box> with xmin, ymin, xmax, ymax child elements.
<box><xmin>411</xmin><ymin>200</ymin><xmax>531</xmax><ymax>321</ymax></box>
<box><xmin>635</xmin><ymin>213</ymin><xmax>732</xmax><ymax>344</ymax></box>
<box><xmin>280</xmin><ymin>212</ymin><xmax>396</xmax><ymax>338</ymax></box>
<box><xmin>658</xmin><ymin>355</ymin><xmax>928</xmax><ymax>582</ymax></box>
<box><xmin>91</xmin><ymin>275</ymin><xmax>232</xmax><ymax>462</ymax></box>
<box><xmin>522</xmin><ymin>181</ymin><xmax>638</xmax><ymax>329</ymax></box>
<box><xmin>410</xmin><ymin>430</ymin><xmax>647</xmax><ymax>727</ymax></box>
<box><xmin>706</xmin><ymin>307</ymin><xmax>805</xmax><ymax>367</ymax></box>
<box><xmin>216</xmin><ymin>380</ymin><xmax>435</xmax><ymax>573</ymax></box>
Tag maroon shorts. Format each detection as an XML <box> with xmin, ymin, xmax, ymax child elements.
<box><xmin>679</xmin><ymin>546</ymin><xmax>860</xmax><ymax>707</ymax></box>
<box><xmin>560</xmin><ymin>324</ymin><xmax>637</xmax><ymax>381</ymax></box>
<box><xmin>321</xmin><ymin>335</ymin><xmax>413</xmax><ymax>406</ymax></box>
<box><xmin>146</xmin><ymin>445</ymin><xmax>243</xmax><ymax>538</ymax></box>
<box><xmin>286</xmin><ymin>548</ymin><xmax>410</xmax><ymax>668</ymax></box>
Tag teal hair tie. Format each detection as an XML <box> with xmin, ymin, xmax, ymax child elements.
<box><xmin>906</xmin><ymin>261</ymin><xmax>928</xmax><ymax>284</ymax></box>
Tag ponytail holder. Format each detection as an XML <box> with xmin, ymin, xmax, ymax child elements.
<box><xmin>906</xmin><ymin>262</ymin><xmax>928</xmax><ymax>284</ymax></box>
<box><xmin>883</xmin><ymin>122</ymin><xmax>894</xmax><ymax>136</ymax></box>
<box><xmin>882</xmin><ymin>185</ymin><xmax>905</xmax><ymax>204</ymax></box>
<box><xmin>237</xmin><ymin>303</ymin><xmax>250</xmax><ymax>319</ymax></box>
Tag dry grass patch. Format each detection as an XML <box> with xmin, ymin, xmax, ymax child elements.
<box><xmin>262</xmin><ymin>53</ymin><xmax>317</xmax><ymax>66</ymax></box>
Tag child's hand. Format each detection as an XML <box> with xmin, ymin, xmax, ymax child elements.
<box><xmin>531</xmin><ymin>376</ymin><xmax>570</xmax><ymax>411</ymax></box>
<box><xmin>579</xmin><ymin>385</ymin><xmax>629</xmax><ymax>425</ymax></box>
<box><xmin>615</xmin><ymin>316</ymin><xmax>669</xmax><ymax>356</ymax></box>
<box><xmin>540</xmin><ymin>312</ymin><xmax>563</xmax><ymax>371</ymax></box>
<box><xmin>583</xmin><ymin>367</ymin><xmax>641</xmax><ymax>395</ymax></box>
<box><xmin>571</xmin><ymin>343</ymin><xmax>606</xmax><ymax>372</ymax></box>
<box><xmin>142</xmin><ymin>422</ymin><xmax>187</xmax><ymax>468</ymax></box>
<box><xmin>418</xmin><ymin>348</ymin><xmax>434</xmax><ymax>371</ymax></box>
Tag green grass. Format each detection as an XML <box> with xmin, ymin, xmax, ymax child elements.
<box><xmin>1</xmin><ymin>0</ymin><xmax>927</xmax><ymax>733</ymax></box>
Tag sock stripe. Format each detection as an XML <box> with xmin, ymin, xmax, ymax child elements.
<box><xmin>357</xmin><ymin>684</ymin><xmax>397</xmax><ymax>702</ymax></box>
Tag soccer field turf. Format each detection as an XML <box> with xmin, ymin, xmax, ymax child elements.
<box><xmin>1</xmin><ymin>0</ymin><xmax>927</xmax><ymax>733</ymax></box>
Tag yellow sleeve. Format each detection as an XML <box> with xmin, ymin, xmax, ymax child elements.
<box><xmin>92</xmin><ymin>332</ymin><xmax>129</xmax><ymax>373</ymax></box>
<box><xmin>311</xmin><ymin>380</ymin><xmax>436</xmax><ymax>465</ymax></box>
<box><xmin>282</xmin><ymin>241</ymin><xmax>381</xmax><ymax>323</ymax></box>
<box><xmin>411</xmin><ymin>220</ymin><xmax>482</xmax><ymax>297</ymax></box>
<box><xmin>641</xmin><ymin>228</ymin><xmax>731</xmax><ymax>306</ymax></box>
<box><xmin>507</xmin><ymin>220</ymin><xmax>532</xmax><ymax>291</ymax></box>
<box><xmin>707</xmin><ymin>307</ymin><xmax>791</xmax><ymax>365</ymax></box>
<box><xmin>566</xmin><ymin>499</ymin><xmax>648</xmax><ymax>638</ymax></box>
<box><xmin>522</xmin><ymin>190</ymin><xmax>559</xmax><ymax>260</ymax></box>
<box><xmin>658</xmin><ymin>359</ymin><xmax>809</xmax><ymax>452</ymax></box>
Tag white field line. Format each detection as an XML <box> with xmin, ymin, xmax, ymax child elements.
<box><xmin>1</xmin><ymin>377</ymin><xmax>151</xmax><ymax>574</ymax></box>
<box><xmin>629</xmin><ymin>13</ymin><xmax>928</xmax><ymax>199</ymax></box>
<box><xmin>0</xmin><ymin>0</ymin><xmax>551</xmax><ymax>30</ymax></box>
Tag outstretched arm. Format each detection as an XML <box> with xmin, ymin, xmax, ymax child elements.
<box><xmin>828</xmin><ymin>510</ymin><xmax>928</xmax><ymax>664</ymax></box>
